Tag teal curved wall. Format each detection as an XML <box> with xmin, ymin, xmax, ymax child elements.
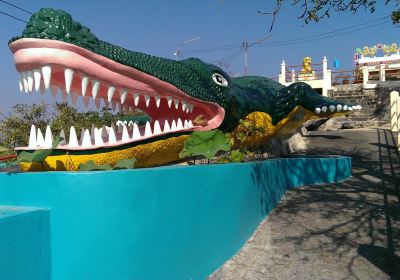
<box><xmin>0</xmin><ymin>157</ymin><xmax>351</xmax><ymax>280</ymax></box>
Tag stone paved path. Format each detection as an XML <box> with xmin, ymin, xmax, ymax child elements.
<box><xmin>210</xmin><ymin>128</ymin><xmax>400</xmax><ymax>280</ymax></box>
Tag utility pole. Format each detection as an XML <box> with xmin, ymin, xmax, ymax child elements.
<box><xmin>242</xmin><ymin>35</ymin><xmax>271</xmax><ymax>76</ymax></box>
<box><xmin>243</xmin><ymin>41</ymin><xmax>248</xmax><ymax>76</ymax></box>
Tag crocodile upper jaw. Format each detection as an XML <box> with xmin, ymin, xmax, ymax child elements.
<box><xmin>10</xmin><ymin>38</ymin><xmax>225</xmax><ymax>151</ymax></box>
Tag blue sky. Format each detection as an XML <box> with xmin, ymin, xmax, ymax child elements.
<box><xmin>0</xmin><ymin>0</ymin><xmax>396</xmax><ymax>114</ymax></box>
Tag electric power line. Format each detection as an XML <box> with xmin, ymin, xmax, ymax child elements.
<box><xmin>209</xmin><ymin>47</ymin><xmax>243</xmax><ymax>64</ymax></box>
<box><xmin>0</xmin><ymin>10</ymin><xmax>27</xmax><ymax>23</ymax></box>
<box><xmin>180</xmin><ymin>43</ymin><xmax>241</xmax><ymax>54</ymax></box>
<box><xmin>180</xmin><ymin>15</ymin><xmax>391</xmax><ymax>55</ymax></box>
<box><xmin>0</xmin><ymin>0</ymin><xmax>32</xmax><ymax>15</ymax></box>
<box><xmin>257</xmin><ymin>20</ymin><xmax>391</xmax><ymax>47</ymax></box>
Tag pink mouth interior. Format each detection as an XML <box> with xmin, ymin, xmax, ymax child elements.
<box><xmin>9</xmin><ymin>39</ymin><xmax>225</xmax><ymax>151</ymax></box>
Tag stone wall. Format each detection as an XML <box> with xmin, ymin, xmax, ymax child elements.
<box><xmin>327</xmin><ymin>83</ymin><xmax>397</xmax><ymax>122</ymax></box>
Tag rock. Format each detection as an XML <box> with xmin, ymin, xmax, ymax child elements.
<box><xmin>342</xmin><ymin>122</ymin><xmax>354</xmax><ymax>129</ymax></box>
<box><xmin>304</xmin><ymin>119</ymin><xmax>328</xmax><ymax>131</ymax></box>
<box><xmin>317</xmin><ymin>118</ymin><xmax>343</xmax><ymax>131</ymax></box>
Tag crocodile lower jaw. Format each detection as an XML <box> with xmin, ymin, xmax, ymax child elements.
<box><xmin>9</xmin><ymin>38</ymin><xmax>225</xmax><ymax>151</ymax></box>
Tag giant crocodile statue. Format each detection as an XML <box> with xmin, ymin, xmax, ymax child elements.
<box><xmin>8</xmin><ymin>8</ymin><xmax>360</xmax><ymax>171</ymax></box>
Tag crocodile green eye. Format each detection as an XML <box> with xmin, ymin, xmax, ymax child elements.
<box><xmin>212</xmin><ymin>73</ymin><xmax>228</xmax><ymax>87</ymax></box>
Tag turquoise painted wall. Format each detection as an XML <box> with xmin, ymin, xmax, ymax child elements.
<box><xmin>0</xmin><ymin>206</ymin><xmax>50</xmax><ymax>280</ymax></box>
<box><xmin>0</xmin><ymin>157</ymin><xmax>351</xmax><ymax>280</ymax></box>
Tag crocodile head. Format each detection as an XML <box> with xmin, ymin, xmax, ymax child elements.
<box><xmin>8</xmin><ymin>8</ymin><xmax>358</xmax><ymax>171</ymax></box>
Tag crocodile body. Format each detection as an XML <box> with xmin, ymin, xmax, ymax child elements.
<box><xmin>8</xmin><ymin>9</ymin><xmax>357</xmax><ymax>171</ymax></box>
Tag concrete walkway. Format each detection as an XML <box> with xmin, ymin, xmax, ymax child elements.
<box><xmin>210</xmin><ymin>128</ymin><xmax>400</xmax><ymax>280</ymax></box>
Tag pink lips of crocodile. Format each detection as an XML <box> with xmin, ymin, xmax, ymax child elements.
<box><xmin>9</xmin><ymin>38</ymin><xmax>225</xmax><ymax>151</ymax></box>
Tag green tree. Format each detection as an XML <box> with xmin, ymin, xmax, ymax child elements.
<box><xmin>262</xmin><ymin>0</ymin><xmax>399</xmax><ymax>30</ymax></box>
<box><xmin>0</xmin><ymin>102</ymin><xmax>144</xmax><ymax>148</ymax></box>
<box><xmin>0</xmin><ymin>103</ymin><xmax>50</xmax><ymax>148</ymax></box>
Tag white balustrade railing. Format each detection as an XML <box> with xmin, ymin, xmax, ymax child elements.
<box><xmin>390</xmin><ymin>91</ymin><xmax>400</xmax><ymax>150</ymax></box>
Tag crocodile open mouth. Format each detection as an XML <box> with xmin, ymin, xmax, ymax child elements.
<box><xmin>10</xmin><ymin>38</ymin><xmax>225</xmax><ymax>151</ymax></box>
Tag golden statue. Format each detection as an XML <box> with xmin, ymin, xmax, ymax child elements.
<box><xmin>298</xmin><ymin>56</ymin><xmax>316</xmax><ymax>81</ymax></box>
<box><xmin>300</xmin><ymin>57</ymin><xmax>313</xmax><ymax>74</ymax></box>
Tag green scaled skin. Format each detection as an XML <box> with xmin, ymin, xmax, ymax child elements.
<box><xmin>9</xmin><ymin>8</ymin><xmax>353</xmax><ymax>134</ymax></box>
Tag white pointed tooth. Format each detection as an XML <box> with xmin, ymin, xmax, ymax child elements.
<box><xmin>153</xmin><ymin>120</ymin><xmax>162</xmax><ymax>135</ymax></box>
<box><xmin>36</xmin><ymin>128</ymin><xmax>45</xmax><ymax>147</ymax></box>
<box><xmin>68</xmin><ymin>126</ymin><xmax>79</xmax><ymax>147</ymax></box>
<box><xmin>91</xmin><ymin>80</ymin><xmax>100</xmax><ymax>99</ymax></box>
<box><xmin>188</xmin><ymin>120</ymin><xmax>193</xmax><ymax>128</ymax></box>
<box><xmin>28</xmin><ymin>124</ymin><xmax>37</xmax><ymax>148</ymax></box>
<box><xmin>107</xmin><ymin>86</ymin><xmax>115</xmax><ymax>102</ymax></box>
<box><xmin>163</xmin><ymin>120</ymin><xmax>171</xmax><ymax>133</ymax></box>
<box><xmin>134</xmin><ymin>93</ymin><xmax>140</xmax><ymax>106</ymax></box>
<box><xmin>21</xmin><ymin>72</ymin><xmax>28</xmax><ymax>93</ymax></box>
<box><xmin>120</xmin><ymin>89</ymin><xmax>128</xmax><ymax>104</ymax></box>
<box><xmin>64</xmin><ymin>68</ymin><xmax>74</xmax><ymax>93</ymax></box>
<box><xmin>144</xmin><ymin>95</ymin><xmax>150</xmax><ymax>107</ymax></box>
<box><xmin>154</xmin><ymin>96</ymin><xmax>161</xmax><ymax>108</ymax></box>
<box><xmin>81</xmin><ymin>129</ymin><xmax>92</xmax><ymax>147</ymax></box>
<box><xmin>144</xmin><ymin>121</ymin><xmax>152</xmax><ymax>137</ymax></box>
<box><xmin>167</xmin><ymin>96</ymin><xmax>173</xmax><ymax>108</ymax></box>
<box><xmin>95</xmin><ymin>98</ymin><xmax>101</xmax><ymax>109</ymax></box>
<box><xmin>182</xmin><ymin>102</ymin><xmax>187</xmax><ymax>112</ymax></box>
<box><xmin>41</xmin><ymin>65</ymin><xmax>51</xmax><ymax>90</ymax></box>
<box><xmin>71</xmin><ymin>92</ymin><xmax>79</xmax><ymax>106</ymax></box>
<box><xmin>171</xmin><ymin>120</ymin><xmax>177</xmax><ymax>131</ymax></box>
<box><xmin>108</xmin><ymin>127</ymin><xmax>117</xmax><ymax>144</ymax></box>
<box><xmin>336</xmin><ymin>104</ymin><xmax>343</xmax><ymax>112</ymax></box>
<box><xmin>50</xmin><ymin>86</ymin><xmax>58</xmax><ymax>99</ymax></box>
<box><xmin>132</xmin><ymin>123</ymin><xmax>141</xmax><ymax>140</ymax></box>
<box><xmin>101</xmin><ymin>126</ymin><xmax>108</xmax><ymax>138</ymax></box>
<box><xmin>329</xmin><ymin>105</ymin><xmax>336</xmax><ymax>112</ymax></box>
<box><xmin>33</xmin><ymin>69</ymin><xmax>41</xmax><ymax>91</ymax></box>
<box><xmin>59</xmin><ymin>129</ymin><xmax>66</xmax><ymax>145</ymax></box>
<box><xmin>186</xmin><ymin>108</ymin><xmax>189</xmax><ymax>114</ymax></box>
<box><xmin>321</xmin><ymin>106</ymin><xmax>327</xmax><ymax>112</ymax></box>
<box><xmin>61</xmin><ymin>89</ymin><xmax>67</xmax><ymax>102</ymax></box>
<box><xmin>174</xmin><ymin>99</ymin><xmax>179</xmax><ymax>109</ymax></box>
<box><xmin>184</xmin><ymin>120</ymin><xmax>189</xmax><ymax>128</ymax></box>
<box><xmin>314</xmin><ymin>108</ymin><xmax>321</xmax><ymax>114</ymax></box>
<box><xmin>122</xmin><ymin>125</ymin><xmax>129</xmax><ymax>142</ymax></box>
<box><xmin>177</xmin><ymin>118</ymin><xmax>183</xmax><ymax>130</ymax></box>
<box><xmin>27</xmin><ymin>71</ymin><xmax>34</xmax><ymax>93</ymax></box>
<box><xmin>357</xmin><ymin>105</ymin><xmax>362</xmax><ymax>110</ymax></box>
<box><xmin>18</xmin><ymin>73</ymin><xmax>23</xmax><ymax>92</ymax></box>
<box><xmin>81</xmin><ymin>76</ymin><xmax>88</xmax><ymax>97</ymax></box>
<box><xmin>343</xmin><ymin>105</ymin><xmax>348</xmax><ymax>111</ymax></box>
<box><xmin>94</xmin><ymin>128</ymin><xmax>104</xmax><ymax>146</ymax></box>
<box><xmin>44</xmin><ymin>125</ymin><xmax>53</xmax><ymax>148</ymax></box>
<box><xmin>189</xmin><ymin>104</ymin><xmax>194</xmax><ymax>113</ymax></box>
<box><xmin>83</xmin><ymin>95</ymin><xmax>90</xmax><ymax>108</ymax></box>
